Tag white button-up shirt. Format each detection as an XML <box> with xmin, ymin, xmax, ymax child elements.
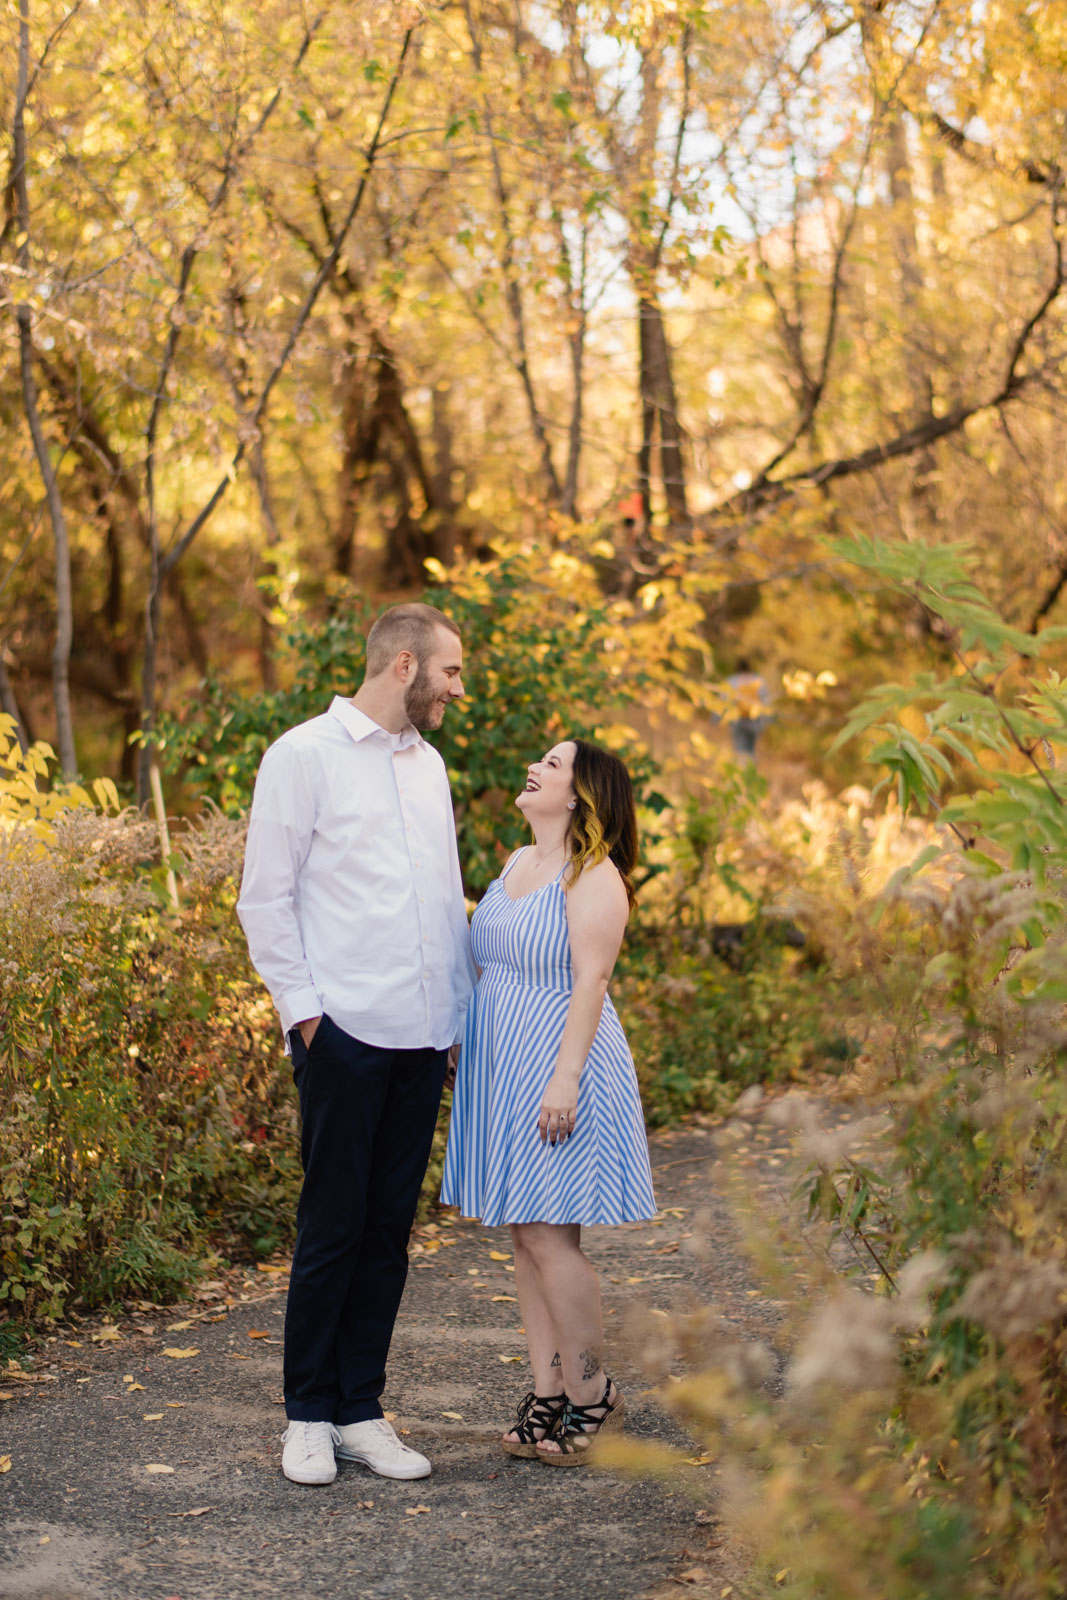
<box><xmin>236</xmin><ymin>696</ymin><xmax>473</xmax><ymax>1051</ymax></box>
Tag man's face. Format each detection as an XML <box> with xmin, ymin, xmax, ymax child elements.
<box><xmin>404</xmin><ymin>627</ymin><xmax>465</xmax><ymax>731</ymax></box>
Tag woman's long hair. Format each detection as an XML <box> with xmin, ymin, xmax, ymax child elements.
<box><xmin>565</xmin><ymin>738</ymin><xmax>638</xmax><ymax>909</ymax></box>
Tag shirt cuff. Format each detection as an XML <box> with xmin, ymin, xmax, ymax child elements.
<box><xmin>277</xmin><ymin>985</ymin><xmax>323</xmax><ymax>1039</ymax></box>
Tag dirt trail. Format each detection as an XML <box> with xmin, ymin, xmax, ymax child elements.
<box><xmin>0</xmin><ymin>1113</ymin><xmax>814</xmax><ymax>1600</ymax></box>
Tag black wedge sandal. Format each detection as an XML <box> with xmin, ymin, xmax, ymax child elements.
<box><xmin>501</xmin><ymin>1390</ymin><xmax>567</xmax><ymax>1459</ymax></box>
<box><xmin>536</xmin><ymin>1377</ymin><xmax>625</xmax><ymax>1468</ymax></box>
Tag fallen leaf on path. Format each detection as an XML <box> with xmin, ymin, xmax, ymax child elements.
<box><xmin>684</xmin><ymin>1454</ymin><xmax>716</xmax><ymax>1466</ymax></box>
<box><xmin>92</xmin><ymin>1326</ymin><xmax>122</xmax><ymax>1343</ymax></box>
<box><xmin>775</xmin><ymin>1572</ymin><xmax>789</xmax><ymax>1585</ymax></box>
<box><xmin>0</xmin><ymin>1456</ymin><xmax>11</xmax><ymax>1473</ymax></box>
<box><xmin>440</xmin><ymin>1411</ymin><xmax>463</xmax><ymax>1420</ymax></box>
<box><xmin>247</xmin><ymin>1330</ymin><xmax>270</xmax><ymax>1339</ymax></box>
<box><xmin>144</xmin><ymin>1463</ymin><xmax>175</xmax><ymax>1474</ymax></box>
<box><xmin>488</xmin><ymin>1251</ymin><xmax>511</xmax><ymax>1261</ymax></box>
<box><xmin>166</xmin><ymin>1402</ymin><xmax>185</xmax><ymax>1409</ymax></box>
<box><xmin>654</xmin><ymin>1243</ymin><xmax>680</xmax><ymax>1255</ymax></box>
<box><xmin>490</xmin><ymin>1295</ymin><xmax>516</xmax><ymax>1303</ymax></box>
<box><xmin>498</xmin><ymin>1355</ymin><xmax>523</xmax><ymax>1364</ymax></box>
<box><xmin>0</xmin><ymin>1392</ymin><xmax>13</xmax><ymax>1401</ymax></box>
<box><xmin>256</xmin><ymin>1263</ymin><xmax>287</xmax><ymax>1274</ymax></box>
<box><xmin>165</xmin><ymin>1320</ymin><xmax>193</xmax><ymax>1332</ymax></box>
<box><xmin>38</xmin><ymin>1536</ymin><xmax>49</xmax><ymax>1545</ymax></box>
<box><xmin>626</xmin><ymin>1276</ymin><xmax>646</xmax><ymax>1284</ymax></box>
<box><xmin>405</xmin><ymin>1505</ymin><xmax>430</xmax><ymax>1516</ymax></box>
<box><xmin>356</xmin><ymin>1499</ymin><xmax>374</xmax><ymax>1509</ymax></box>
<box><xmin>65</xmin><ymin>1341</ymin><xmax>82</xmax><ymax>1348</ymax></box>
<box><xmin>162</xmin><ymin>1348</ymin><xmax>199</xmax><ymax>1359</ymax></box>
<box><xmin>169</xmin><ymin>1506</ymin><xmax>215</xmax><ymax>1518</ymax></box>
<box><xmin>677</xmin><ymin>1569</ymin><xmax>707</xmax><ymax>1584</ymax></box>
<box><xmin>383</xmin><ymin>1411</ymin><xmax>397</xmax><ymax>1422</ymax></box>
<box><xmin>227</xmin><ymin>1354</ymin><xmax>250</xmax><ymax>1361</ymax></box>
<box><xmin>126</xmin><ymin>1383</ymin><xmax>145</xmax><ymax>1392</ymax></box>
<box><xmin>143</xmin><ymin>1413</ymin><xmax>165</xmax><ymax>1421</ymax></box>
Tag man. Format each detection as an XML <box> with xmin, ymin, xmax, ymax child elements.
<box><xmin>237</xmin><ymin>603</ymin><xmax>472</xmax><ymax>1486</ymax></box>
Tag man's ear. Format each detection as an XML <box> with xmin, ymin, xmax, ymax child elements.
<box><xmin>395</xmin><ymin>649</ymin><xmax>417</xmax><ymax>682</ymax></box>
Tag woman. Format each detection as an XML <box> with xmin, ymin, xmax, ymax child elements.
<box><xmin>441</xmin><ymin>738</ymin><xmax>656</xmax><ymax>1465</ymax></box>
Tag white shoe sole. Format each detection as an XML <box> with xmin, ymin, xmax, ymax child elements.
<box><xmin>282</xmin><ymin>1457</ymin><xmax>338</xmax><ymax>1485</ymax></box>
<box><xmin>335</xmin><ymin>1447</ymin><xmax>431</xmax><ymax>1480</ymax></box>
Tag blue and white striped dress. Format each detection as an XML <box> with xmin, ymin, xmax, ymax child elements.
<box><xmin>441</xmin><ymin>851</ymin><xmax>657</xmax><ymax>1226</ymax></box>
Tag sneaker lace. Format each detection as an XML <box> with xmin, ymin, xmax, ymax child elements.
<box><xmin>288</xmin><ymin>1421</ymin><xmax>340</xmax><ymax>1460</ymax></box>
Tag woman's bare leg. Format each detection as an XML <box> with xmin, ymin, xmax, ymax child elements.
<box><xmin>506</xmin><ymin>1221</ymin><xmax>616</xmax><ymax>1453</ymax></box>
<box><xmin>501</xmin><ymin>1221</ymin><xmax>565</xmax><ymax>1445</ymax></box>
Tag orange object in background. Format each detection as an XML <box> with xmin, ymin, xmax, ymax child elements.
<box><xmin>617</xmin><ymin>492</ymin><xmax>644</xmax><ymax>521</ymax></box>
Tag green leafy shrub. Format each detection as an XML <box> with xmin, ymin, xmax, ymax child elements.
<box><xmin>616</xmin><ymin>928</ymin><xmax>833</xmax><ymax>1124</ymax></box>
<box><xmin>0</xmin><ymin>725</ymin><xmax>300</xmax><ymax>1321</ymax></box>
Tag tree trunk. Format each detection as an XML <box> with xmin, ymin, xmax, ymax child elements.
<box><xmin>250</xmin><ymin>437</ymin><xmax>280</xmax><ymax>692</ymax></box>
<box><xmin>430</xmin><ymin>382</ymin><xmax>460</xmax><ymax>564</ymax></box>
<box><xmin>335</xmin><ymin>339</ymin><xmax>383</xmax><ymax>577</ymax></box>
<box><xmin>13</xmin><ymin>2</ymin><xmax>77</xmax><ymax>777</ymax></box>
<box><xmin>560</xmin><ymin>221</ymin><xmax>588</xmax><ymax>522</ymax></box>
<box><xmin>639</xmin><ymin>294</ymin><xmax>687</xmax><ymax>524</ymax></box>
<box><xmin>885</xmin><ymin>114</ymin><xmax>937</xmax><ymax>530</ymax></box>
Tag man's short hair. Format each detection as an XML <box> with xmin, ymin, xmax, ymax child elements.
<box><xmin>364</xmin><ymin>603</ymin><xmax>461</xmax><ymax>678</ymax></box>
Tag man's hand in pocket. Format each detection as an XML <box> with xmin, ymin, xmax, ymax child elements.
<box><xmin>298</xmin><ymin>1016</ymin><xmax>322</xmax><ymax>1049</ymax></box>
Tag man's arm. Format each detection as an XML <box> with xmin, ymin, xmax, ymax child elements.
<box><xmin>442</xmin><ymin>770</ymin><xmax>475</xmax><ymax>1045</ymax></box>
<box><xmin>236</xmin><ymin>740</ymin><xmax>322</xmax><ymax>1040</ymax></box>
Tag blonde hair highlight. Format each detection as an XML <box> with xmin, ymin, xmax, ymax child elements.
<box><xmin>564</xmin><ymin>744</ymin><xmax>638</xmax><ymax>909</ymax></box>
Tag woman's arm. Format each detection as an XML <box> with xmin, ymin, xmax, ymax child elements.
<box><xmin>538</xmin><ymin>859</ymin><xmax>629</xmax><ymax>1143</ymax></box>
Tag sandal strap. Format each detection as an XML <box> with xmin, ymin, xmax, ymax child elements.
<box><xmin>512</xmin><ymin>1390</ymin><xmax>565</xmax><ymax>1444</ymax></box>
<box><xmin>555</xmin><ymin>1377</ymin><xmax>617</xmax><ymax>1452</ymax></box>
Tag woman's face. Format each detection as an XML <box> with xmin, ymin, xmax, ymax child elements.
<box><xmin>516</xmin><ymin>741</ymin><xmax>577</xmax><ymax>821</ymax></box>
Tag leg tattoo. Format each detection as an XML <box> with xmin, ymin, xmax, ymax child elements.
<box><xmin>579</xmin><ymin>1347</ymin><xmax>600</xmax><ymax>1381</ymax></box>
<box><xmin>550</xmin><ymin>1351</ymin><xmax>562</xmax><ymax>1369</ymax></box>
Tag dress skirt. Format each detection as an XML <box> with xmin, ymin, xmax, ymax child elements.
<box><xmin>441</xmin><ymin>865</ymin><xmax>657</xmax><ymax>1226</ymax></box>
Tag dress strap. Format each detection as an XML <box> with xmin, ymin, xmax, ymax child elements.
<box><xmin>500</xmin><ymin>847</ymin><xmax>527</xmax><ymax>883</ymax></box>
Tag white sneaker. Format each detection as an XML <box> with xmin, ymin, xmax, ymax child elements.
<box><xmin>281</xmin><ymin>1420</ymin><xmax>340</xmax><ymax>1485</ymax></box>
<box><xmin>335</xmin><ymin>1417</ymin><xmax>432</xmax><ymax>1480</ymax></box>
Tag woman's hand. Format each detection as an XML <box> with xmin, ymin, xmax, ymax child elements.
<box><xmin>539</xmin><ymin>1072</ymin><xmax>579</xmax><ymax>1145</ymax></box>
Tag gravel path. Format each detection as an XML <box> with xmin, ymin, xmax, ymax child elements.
<box><xmin>0</xmin><ymin>1111</ymin><xmax>819</xmax><ymax>1600</ymax></box>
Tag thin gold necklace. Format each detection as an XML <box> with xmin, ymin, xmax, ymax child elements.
<box><xmin>532</xmin><ymin>842</ymin><xmax>566</xmax><ymax>866</ymax></box>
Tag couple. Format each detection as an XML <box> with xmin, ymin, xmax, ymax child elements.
<box><xmin>237</xmin><ymin>603</ymin><xmax>656</xmax><ymax>1487</ymax></box>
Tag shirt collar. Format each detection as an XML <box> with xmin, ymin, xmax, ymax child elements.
<box><xmin>327</xmin><ymin>695</ymin><xmax>424</xmax><ymax>750</ymax></box>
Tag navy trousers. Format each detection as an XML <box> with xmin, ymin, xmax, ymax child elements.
<box><xmin>284</xmin><ymin>1014</ymin><xmax>447</xmax><ymax>1424</ymax></box>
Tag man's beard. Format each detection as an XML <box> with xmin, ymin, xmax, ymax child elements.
<box><xmin>404</xmin><ymin>662</ymin><xmax>445</xmax><ymax>731</ymax></box>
